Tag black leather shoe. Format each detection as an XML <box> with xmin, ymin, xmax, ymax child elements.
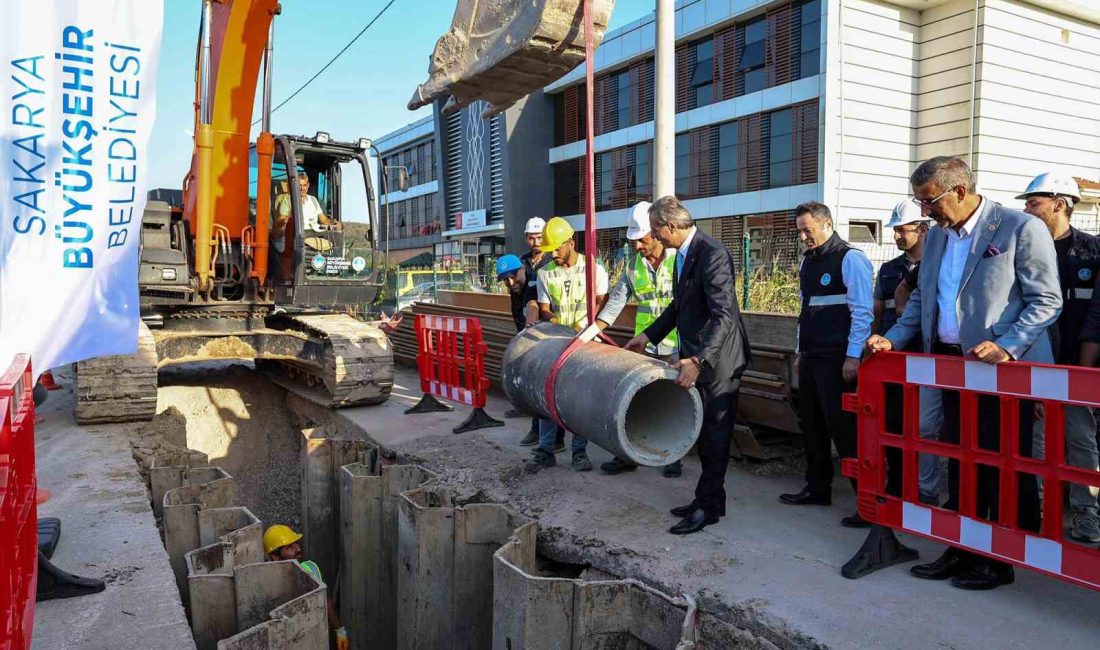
<box><xmin>910</xmin><ymin>547</ymin><xmax>971</xmax><ymax>581</ymax></box>
<box><xmin>779</xmin><ymin>488</ymin><xmax>831</xmax><ymax>506</ymax></box>
<box><xmin>671</xmin><ymin>502</ymin><xmax>726</xmax><ymax>518</ymax></box>
<box><xmin>840</xmin><ymin>512</ymin><xmax>872</xmax><ymax>528</ymax></box>
<box><xmin>600</xmin><ymin>456</ymin><xmax>638</xmax><ymax>475</ymax></box>
<box><xmin>951</xmin><ymin>561</ymin><xmax>1014</xmax><ymax>590</ymax></box>
<box><xmin>668</xmin><ymin>509</ymin><xmax>719</xmax><ymax>535</ymax></box>
<box><xmin>670</xmin><ymin>503</ymin><xmax>696</xmax><ymax>518</ymax></box>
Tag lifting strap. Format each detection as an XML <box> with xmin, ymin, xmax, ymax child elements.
<box><xmin>543</xmin><ymin>0</ymin><xmax>619</xmax><ymax>429</ymax></box>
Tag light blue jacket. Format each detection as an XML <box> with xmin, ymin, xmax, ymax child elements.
<box><xmin>885</xmin><ymin>199</ymin><xmax>1062</xmax><ymax>362</ymax></box>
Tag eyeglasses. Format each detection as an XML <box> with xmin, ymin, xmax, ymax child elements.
<box><xmin>911</xmin><ymin>188</ymin><xmax>953</xmax><ymax>207</ymax></box>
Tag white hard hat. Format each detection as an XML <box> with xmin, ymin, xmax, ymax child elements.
<box><xmin>1016</xmin><ymin>172</ymin><xmax>1081</xmax><ymax>204</ymax></box>
<box><xmin>885</xmin><ymin>199</ymin><xmax>926</xmax><ymax>228</ymax></box>
<box><xmin>525</xmin><ymin>217</ymin><xmax>547</xmax><ymax>234</ymax></box>
<box><xmin>625</xmin><ymin>201</ymin><xmax>653</xmax><ymax>240</ymax></box>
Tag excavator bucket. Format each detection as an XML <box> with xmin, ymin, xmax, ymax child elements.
<box><xmin>409</xmin><ymin>0</ymin><xmax>615</xmax><ymax>117</ymax></box>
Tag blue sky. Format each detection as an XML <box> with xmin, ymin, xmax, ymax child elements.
<box><xmin>147</xmin><ymin>0</ymin><xmax>657</xmax><ymax>217</ymax></box>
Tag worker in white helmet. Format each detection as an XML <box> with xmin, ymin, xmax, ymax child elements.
<box><xmin>1023</xmin><ymin>173</ymin><xmax>1100</xmax><ymax>543</ymax></box>
<box><xmin>873</xmin><ymin>200</ymin><xmax>944</xmax><ymax>507</ymax></box>
<box><xmin>595</xmin><ymin>201</ymin><xmax>683</xmax><ymax>479</ymax></box>
<box><xmin>516</xmin><ymin>216</ymin><xmax>563</xmax><ymax>450</ymax></box>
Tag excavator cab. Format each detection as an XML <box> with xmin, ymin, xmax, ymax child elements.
<box><xmin>251</xmin><ymin>134</ymin><xmax>386</xmax><ymax>307</ymax></box>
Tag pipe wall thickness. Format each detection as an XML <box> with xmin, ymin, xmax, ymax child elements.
<box><xmin>501</xmin><ymin>324</ymin><xmax>703</xmax><ymax>466</ymax></box>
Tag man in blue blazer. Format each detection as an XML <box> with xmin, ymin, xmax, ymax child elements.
<box><xmin>866</xmin><ymin>156</ymin><xmax>1062</xmax><ymax>590</ymax></box>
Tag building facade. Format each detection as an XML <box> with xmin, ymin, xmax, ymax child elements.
<box><xmin>373</xmin><ymin>95</ymin><xmax>556</xmax><ymax>275</ymax></box>
<box><xmin>376</xmin><ymin>0</ymin><xmax>1100</xmax><ymax>273</ymax></box>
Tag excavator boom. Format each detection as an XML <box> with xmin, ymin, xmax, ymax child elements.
<box><xmin>409</xmin><ymin>0</ymin><xmax>614</xmax><ymax>117</ymax></box>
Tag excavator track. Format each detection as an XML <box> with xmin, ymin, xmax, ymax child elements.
<box><xmin>261</xmin><ymin>313</ymin><xmax>394</xmax><ymax>409</ymax></box>
<box><xmin>75</xmin><ymin>321</ymin><xmax>159</xmax><ymax>424</ymax></box>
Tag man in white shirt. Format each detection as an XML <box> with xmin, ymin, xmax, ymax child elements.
<box><xmin>273</xmin><ymin>173</ymin><xmax>342</xmax><ymax>252</ymax></box>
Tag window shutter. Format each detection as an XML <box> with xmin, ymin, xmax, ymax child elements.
<box><xmin>711</xmin><ymin>215</ymin><xmax>746</xmax><ymax>270</ymax></box>
<box><xmin>715</xmin><ymin>25</ymin><xmax>738</xmax><ymax>101</ymax></box>
<box><xmin>739</xmin><ymin>114</ymin><xmax>768</xmax><ymax>192</ymax></box>
<box><xmin>792</xmin><ymin>99</ymin><xmax>819</xmax><ymax>185</ymax></box>
<box><xmin>563</xmin><ymin>86</ymin><xmax>580</xmax><ymax>144</ymax></box>
<box><xmin>675</xmin><ymin>43</ymin><xmax>695</xmax><ymax>112</ymax></box>
<box><xmin>766</xmin><ymin>4</ymin><xmax>794</xmax><ymax>89</ymax></box>
<box><xmin>733</xmin><ymin>24</ymin><xmax>747</xmax><ymax>97</ymax></box>
<box><xmin>640</xmin><ymin>59</ymin><xmax>655</xmax><ymax>123</ymax></box>
<box><xmin>578</xmin><ymin>155</ymin><xmax>587</xmax><ymax>216</ymax></box>
<box><xmin>688</xmin><ymin>127</ymin><xmax>719</xmax><ymax>199</ymax></box>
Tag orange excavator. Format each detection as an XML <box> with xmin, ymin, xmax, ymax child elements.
<box><xmin>75</xmin><ymin>0</ymin><xmax>396</xmax><ymax>423</ymax></box>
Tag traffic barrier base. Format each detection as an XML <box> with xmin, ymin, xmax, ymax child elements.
<box><xmin>408</xmin><ymin>315</ymin><xmax>505</xmax><ymax>434</ymax></box>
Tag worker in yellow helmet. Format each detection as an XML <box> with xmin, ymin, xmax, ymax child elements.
<box><xmin>525</xmin><ymin>217</ymin><xmax>609</xmax><ymax>474</ymax></box>
<box><xmin>264</xmin><ymin>525</ymin><xmax>348</xmax><ymax>650</ymax></box>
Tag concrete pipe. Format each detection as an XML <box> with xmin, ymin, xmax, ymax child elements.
<box><xmin>501</xmin><ymin>323</ymin><xmax>703</xmax><ymax>466</ymax></box>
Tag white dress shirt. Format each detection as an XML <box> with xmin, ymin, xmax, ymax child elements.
<box><xmin>676</xmin><ymin>226</ymin><xmax>698</xmax><ymax>278</ymax></box>
<box><xmin>936</xmin><ymin>198</ymin><xmax>985</xmax><ymax>344</ymax></box>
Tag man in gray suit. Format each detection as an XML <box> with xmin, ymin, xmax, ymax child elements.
<box><xmin>866</xmin><ymin>156</ymin><xmax>1062</xmax><ymax>590</ymax></box>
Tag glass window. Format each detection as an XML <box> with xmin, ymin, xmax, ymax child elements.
<box><xmin>744</xmin><ymin>68</ymin><xmax>766</xmax><ymax>94</ymax></box>
<box><xmin>769</xmin><ymin>109</ymin><xmax>794</xmax><ymax>189</ymax></box>
<box><xmin>771</xmin><ymin>108</ymin><xmax>793</xmax><ymax>136</ymax></box>
<box><xmin>802</xmin><ymin>0</ymin><xmax>821</xmax><ymax>25</ymax></box>
<box><xmin>718</xmin><ymin>121</ymin><xmax>738</xmax><ymax>195</ymax></box>
<box><xmin>695</xmin><ymin>84</ymin><xmax>714</xmax><ymax>107</ymax></box>
<box><xmin>634</xmin><ymin>143</ymin><xmax>652</xmax><ymax>201</ymax></box>
<box><xmin>617</xmin><ymin>71</ymin><xmax>632</xmax><ymax>128</ymax></box>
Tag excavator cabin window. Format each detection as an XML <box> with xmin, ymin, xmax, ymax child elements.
<box><xmin>249</xmin><ymin>138</ymin><xmax>379</xmax><ymax>288</ymax></box>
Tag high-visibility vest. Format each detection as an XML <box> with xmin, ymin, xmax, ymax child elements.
<box><xmin>543</xmin><ymin>257</ymin><xmax>602</xmax><ymax>331</ymax></box>
<box><xmin>631</xmin><ymin>252</ymin><xmax>678</xmax><ymax>356</ymax></box>
<box><xmin>298</xmin><ymin>559</ymin><xmax>324</xmax><ymax>585</ymax></box>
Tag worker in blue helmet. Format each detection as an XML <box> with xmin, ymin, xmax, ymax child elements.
<box><xmin>497</xmin><ymin>254</ymin><xmax>536</xmax><ymax>331</ymax></box>
<box><xmin>497</xmin><ymin>252</ymin><xmax>549</xmax><ymax>447</ymax></box>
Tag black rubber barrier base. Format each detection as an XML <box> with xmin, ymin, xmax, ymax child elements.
<box><xmin>841</xmin><ymin>525</ymin><xmax>919</xmax><ymax>579</ymax></box>
<box><xmin>36</xmin><ymin>551</ymin><xmax>106</xmax><ymax>602</ymax></box>
<box><xmin>38</xmin><ymin>517</ymin><xmax>61</xmax><ymax>560</ymax></box>
<box><xmin>405</xmin><ymin>393</ymin><xmax>454</xmax><ymax>414</ymax></box>
<box><xmin>453</xmin><ymin>407</ymin><xmax>505</xmax><ymax>434</ymax></box>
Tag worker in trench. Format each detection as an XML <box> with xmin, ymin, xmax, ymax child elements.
<box><xmin>595</xmin><ymin>201</ymin><xmax>683</xmax><ymax>479</ymax></box>
<box><xmin>264</xmin><ymin>525</ymin><xmax>349</xmax><ymax>650</ymax></box>
<box><xmin>524</xmin><ymin>216</ymin><xmax>610</xmax><ymax>474</ymax></box>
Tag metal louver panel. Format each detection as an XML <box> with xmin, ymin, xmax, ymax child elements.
<box><xmin>675</xmin><ymin>43</ymin><xmax>694</xmax><ymax>112</ymax></box>
<box><xmin>738</xmin><ymin>114</ymin><xmax>768</xmax><ymax>193</ymax></box>
<box><xmin>766</xmin><ymin>4</ymin><xmax>794</xmax><ymax>88</ymax></box>
<box><xmin>444</xmin><ymin>110</ymin><xmax>463</xmax><ymax>229</ymax></box>
<box><xmin>489</xmin><ymin>114</ymin><xmax>505</xmax><ymax>222</ymax></box>
<box><xmin>792</xmin><ymin>99</ymin><xmax>819</xmax><ymax>185</ymax></box>
<box><xmin>716</xmin><ymin>25</ymin><xmax>737</xmax><ymax>101</ymax></box>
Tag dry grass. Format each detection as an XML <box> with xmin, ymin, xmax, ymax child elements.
<box><xmin>737</xmin><ymin>265</ymin><xmax>800</xmax><ymax>314</ymax></box>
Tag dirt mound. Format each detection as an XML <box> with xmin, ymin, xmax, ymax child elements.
<box><xmin>130</xmin><ymin>406</ymin><xmax>208</xmax><ymax>489</ymax></box>
<box><xmin>156</xmin><ymin>363</ymin><xmax>303</xmax><ymax>530</ymax></box>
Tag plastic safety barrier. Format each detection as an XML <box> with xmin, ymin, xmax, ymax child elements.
<box><xmin>842</xmin><ymin>351</ymin><xmax>1100</xmax><ymax>591</ymax></box>
<box><xmin>0</xmin><ymin>354</ymin><xmax>37</xmax><ymax>649</ymax></box>
<box><xmin>406</xmin><ymin>315</ymin><xmax>504</xmax><ymax>434</ymax></box>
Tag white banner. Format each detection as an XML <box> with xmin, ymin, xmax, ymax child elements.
<box><xmin>0</xmin><ymin>0</ymin><xmax>162</xmax><ymax>378</ymax></box>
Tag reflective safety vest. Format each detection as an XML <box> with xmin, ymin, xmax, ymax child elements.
<box><xmin>298</xmin><ymin>559</ymin><xmax>324</xmax><ymax>585</ymax></box>
<box><xmin>631</xmin><ymin>252</ymin><xmax>678</xmax><ymax>356</ymax></box>
<box><xmin>543</xmin><ymin>257</ymin><xmax>602</xmax><ymax>331</ymax></box>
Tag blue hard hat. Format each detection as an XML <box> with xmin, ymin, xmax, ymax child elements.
<box><xmin>496</xmin><ymin>254</ymin><xmax>522</xmax><ymax>279</ymax></box>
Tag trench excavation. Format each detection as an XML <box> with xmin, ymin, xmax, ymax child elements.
<box><xmin>125</xmin><ymin>362</ymin><xmax>785</xmax><ymax>648</ymax></box>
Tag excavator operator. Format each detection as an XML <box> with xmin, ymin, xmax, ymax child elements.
<box><xmin>274</xmin><ymin>172</ymin><xmax>342</xmax><ymax>253</ymax></box>
<box><xmin>263</xmin><ymin>524</ymin><xmax>349</xmax><ymax>650</ymax></box>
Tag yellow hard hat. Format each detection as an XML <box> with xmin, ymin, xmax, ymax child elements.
<box><xmin>263</xmin><ymin>524</ymin><xmax>303</xmax><ymax>555</ymax></box>
<box><xmin>539</xmin><ymin>217</ymin><xmax>575</xmax><ymax>253</ymax></box>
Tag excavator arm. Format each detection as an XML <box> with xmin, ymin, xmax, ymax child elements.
<box><xmin>184</xmin><ymin>0</ymin><xmax>279</xmax><ymax>291</ymax></box>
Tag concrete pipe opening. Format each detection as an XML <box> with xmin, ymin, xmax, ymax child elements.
<box><xmin>622</xmin><ymin>378</ymin><xmax>700</xmax><ymax>466</ymax></box>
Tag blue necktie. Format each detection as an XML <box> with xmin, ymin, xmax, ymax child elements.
<box><xmin>676</xmin><ymin>249</ymin><xmax>685</xmax><ymax>279</ymax></box>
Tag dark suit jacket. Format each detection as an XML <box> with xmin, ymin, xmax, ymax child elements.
<box><xmin>644</xmin><ymin>230</ymin><xmax>751</xmax><ymax>382</ymax></box>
